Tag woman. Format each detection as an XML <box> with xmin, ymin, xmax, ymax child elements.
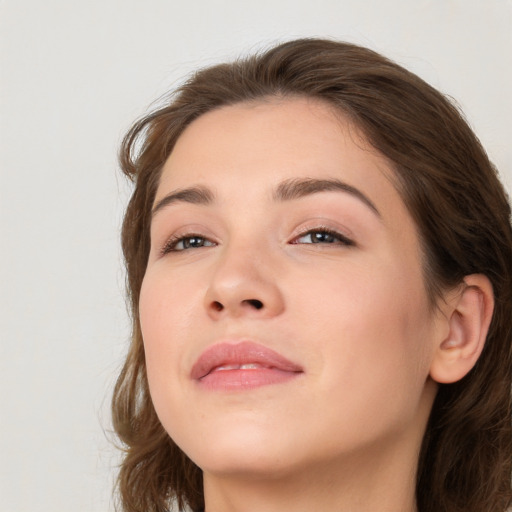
<box><xmin>112</xmin><ymin>39</ymin><xmax>512</xmax><ymax>512</ymax></box>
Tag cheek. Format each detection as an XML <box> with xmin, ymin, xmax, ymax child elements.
<box><xmin>140</xmin><ymin>266</ymin><xmax>202</xmax><ymax>346</ymax></box>
<box><xmin>296</xmin><ymin>258</ymin><xmax>433</xmax><ymax>410</ymax></box>
<box><xmin>138</xmin><ymin>269</ymin><xmax>200</xmax><ymax>408</ymax></box>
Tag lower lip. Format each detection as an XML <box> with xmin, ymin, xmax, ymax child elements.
<box><xmin>198</xmin><ymin>368</ymin><xmax>301</xmax><ymax>391</ymax></box>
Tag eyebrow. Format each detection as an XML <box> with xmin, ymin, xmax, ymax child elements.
<box><xmin>152</xmin><ymin>186</ymin><xmax>214</xmax><ymax>217</ymax></box>
<box><xmin>151</xmin><ymin>177</ymin><xmax>380</xmax><ymax>218</ymax></box>
<box><xmin>273</xmin><ymin>178</ymin><xmax>380</xmax><ymax>217</ymax></box>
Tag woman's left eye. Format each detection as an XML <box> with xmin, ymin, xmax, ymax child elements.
<box><xmin>292</xmin><ymin>229</ymin><xmax>354</xmax><ymax>246</ymax></box>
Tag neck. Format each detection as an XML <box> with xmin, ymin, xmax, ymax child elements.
<box><xmin>201</xmin><ymin>376</ymin><xmax>437</xmax><ymax>512</ymax></box>
<box><xmin>203</xmin><ymin>434</ymin><xmax>420</xmax><ymax>512</ymax></box>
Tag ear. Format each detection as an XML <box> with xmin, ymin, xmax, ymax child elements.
<box><xmin>429</xmin><ymin>274</ymin><xmax>494</xmax><ymax>384</ymax></box>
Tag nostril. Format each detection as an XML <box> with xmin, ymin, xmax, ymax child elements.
<box><xmin>212</xmin><ymin>301</ymin><xmax>224</xmax><ymax>311</ymax></box>
<box><xmin>244</xmin><ymin>299</ymin><xmax>264</xmax><ymax>310</ymax></box>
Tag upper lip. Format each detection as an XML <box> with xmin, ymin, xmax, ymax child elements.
<box><xmin>191</xmin><ymin>341</ymin><xmax>303</xmax><ymax>380</ymax></box>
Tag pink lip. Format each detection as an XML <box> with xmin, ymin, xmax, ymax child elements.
<box><xmin>191</xmin><ymin>341</ymin><xmax>303</xmax><ymax>391</ymax></box>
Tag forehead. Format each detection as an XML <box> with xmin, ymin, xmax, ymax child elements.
<box><xmin>157</xmin><ymin>98</ymin><xmax>404</xmax><ymax>220</ymax></box>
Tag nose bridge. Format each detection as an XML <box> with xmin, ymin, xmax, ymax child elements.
<box><xmin>204</xmin><ymin>236</ymin><xmax>284</xmax><ymax>318</ymax></box>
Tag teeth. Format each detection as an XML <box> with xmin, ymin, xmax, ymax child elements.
<box><xmin>215</xmin><ymin>363</ymin><xmax>265</xmax><ymax>371</ymax></box>
<box><xmin>216</xmin><ymin>364</ymin><xmax>241</xmax><ymax>371</ymax></box>
<box><xmin>240</xmin><ymin>363</ymin><xmax>263</xmax><ymax>370</ymax></box>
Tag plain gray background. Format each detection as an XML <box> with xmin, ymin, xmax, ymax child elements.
<box><xmin>1</xmin><ymin>1</ymin><xmax>511</xmax><ymax>511</ymax></box>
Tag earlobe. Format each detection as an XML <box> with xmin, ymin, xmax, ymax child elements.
<box><xmin>429</xmin><ymin>274</ymin><xmax>494</xmax><ymax>384</ymax></box>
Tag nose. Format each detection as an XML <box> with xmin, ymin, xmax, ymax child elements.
<box><xmin>204</xmin><ymin>244</ymin><xmax>285</xmax><ymax>320</ymax></box>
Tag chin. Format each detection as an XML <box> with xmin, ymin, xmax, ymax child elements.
<box><xmin>175</xmin><ymin>421</ymin><xmax>300</xmax><ymax>477</ymax></box>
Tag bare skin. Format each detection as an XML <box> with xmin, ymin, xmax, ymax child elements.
<box><xmin>140</xmin><ymin>98</ymin><xmax>493</xmax><ymax>512</ymax></box>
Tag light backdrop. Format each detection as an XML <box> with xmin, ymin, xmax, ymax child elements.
<box><xmin>1</xmin><ymin>1</ymin><xmax>511</xmax><ymax>510</ymax></box>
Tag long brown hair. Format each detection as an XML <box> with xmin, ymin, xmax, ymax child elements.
<box><xmin>112</xmin><ymin>38</ymin><xmax>512</xmax><ymax>512</ymax></box>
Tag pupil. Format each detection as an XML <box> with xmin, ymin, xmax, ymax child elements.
<box><xmin>314</xmin><ymin>232</ymin><xmax>333</xmax><ymax>243</ymax></box>
<box><xmin>186</xmin><ymin>237</ymin><xmax>203</xmax><ymax>248</ymax></box>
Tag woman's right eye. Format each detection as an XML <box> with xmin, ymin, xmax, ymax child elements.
<box><xmin>161</xmin><ymin>235</ymin><xmax>216</xmax><ymax>254</ymax></box>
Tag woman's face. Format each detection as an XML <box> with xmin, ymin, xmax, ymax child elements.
<box><xmin>139</xmin><ymin>98</ymin><xmax>442</xmax><ymax>479</ymax></box>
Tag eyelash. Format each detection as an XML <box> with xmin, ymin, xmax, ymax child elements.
<box><xmin>290</xmin><ymin>227</ymin><xmax>355</xmax><ymax>247</ymax></box>
<box><xmin>160</xmin><ymin>227</ymin><xmax>354</xmax><ymax>256</ymax></box>
<box><xmin>161</xmin><ymin>233</ymin><xmax>216</xmax><ymax>255</ymax></box>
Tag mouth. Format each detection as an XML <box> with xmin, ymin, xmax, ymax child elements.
<box><xmin>191</xmin><ymin>341</ymin><xmax>304</xmax><ymax>391</ymax></box>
